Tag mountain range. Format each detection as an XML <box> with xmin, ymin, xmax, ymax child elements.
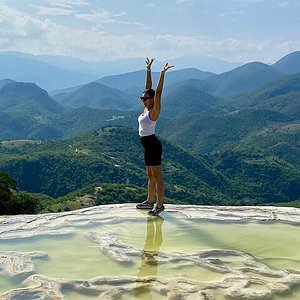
<box><xmin>0</xmin><ymin>51</ymin><xmax>242</xmax><ymax>91</ymax></box>
<box><xmin>0</xmin><ymin>51</ymin><xmax>299</xmax><ymax>133</ymax></box>
<box><xmin>0</xmin><ymin>50</ymin><xmax>300</xmax><ymax>207</ymax></box>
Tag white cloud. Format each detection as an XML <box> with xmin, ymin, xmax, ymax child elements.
<box><xmin>44</xmin><ymin>0</ymin><xmax>89</xmax><ymax>8</ymax></box>
<box><xmin>0</xmin><ymin>1</ymin><xmax>299</xmax><ymax>64</ymax></box>
<box><xmin>75</xmin><ymin>8</ymin><xmax>149</xmax><ymax>30</ymax></box>
<box><xmin>75</xmin><ymin>9</ymin><xmax>118</xmax><ymax>24</ymax></box>
<box><xmin>1</xmin><ymin>4</ymin><xmax>299</xmax><ymax>64</ymax></box>
<box><xmin>0</xmin><ymin>3</ymin><xmax>46</xmax><ymax>39</ymax></box>
<box><xmin>31</xmin><ymin>5</ymin><xmax>76</xmax><ymax>16</ymax></box>
<box><xmin>117</xmin><ymin>20</ymin><xmax>151</xmax><ymax>30</ymax></box>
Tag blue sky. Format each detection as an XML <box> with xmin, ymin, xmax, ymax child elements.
<box><xmin>0</xmin><ymin>0</ymin><xmax>299</xmax><ymax>64</ymax></box>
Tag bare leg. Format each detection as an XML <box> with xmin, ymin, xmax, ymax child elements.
<box><xmin>149</xmin><ymin>165</ymin><xmax>164</xmax><ymax>208</ymax></box>
<box><xmin>146</xmin><ymin>166</ymin><xmax>156</xmax><ymax>203</ymax></box>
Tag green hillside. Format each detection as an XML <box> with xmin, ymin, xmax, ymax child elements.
<box><xmin>1</xmin><ymin>54</ymin><xmax>300</xmax><ymax>213</ymax></box>
<box><xmin>162</xmin><ymin>83</ymin><xmax>220</xmax><ymax>117</ymax></box>
<box><xmin>211</xmin><ymin>145</ymin><xmax>300</xmax><ymax>203</ymax></box>
<box><xmin>1</xmin><ymin>126</ymin><xmax>299</xmax><ymax>208</ymax></box>
<box><xmin>231</xmin><ymin>73</ymin><xmax>300</xmax><ymax>117</ymax></box>
<box><xmin>0</xmin><ymin>126</ymin><xmax>231</xmax><ymax>204</ymax></box>
<box><xmin>159</xmin><ymin>109</ymin><xmax>292</xmax><ymax>153</ymax></box>
<box><xmin>0</xmin><ymin>82</ymin><xmax>64</xmax><ymax>114</ymax></box>
<box><xmin>50</xmin><ymin>107</ymin><xmax>137</xmax><ymax>138</ymax></box>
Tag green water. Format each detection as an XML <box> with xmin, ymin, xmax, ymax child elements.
<box><xmin>0</xmin><ymin>211</ymin><xmax>300</xmax><ymax>300</ymax></box>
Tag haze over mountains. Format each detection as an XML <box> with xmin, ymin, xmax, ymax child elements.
<box><xmin>0</xmin><ymin>50</ymin><xmax>300</xmax><ymax>206</ymax></box>
<box><xmin>0</xmin><ymin>51</ymin><xmax>240</xmax><ymax>91</ymax></box>
<box><xmin>0</xmin><ymin>51</ymin><xmax>299</xmax><ymax>138</ymax></box>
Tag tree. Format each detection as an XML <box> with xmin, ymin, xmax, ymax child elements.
<box><xmin>0</xmin><ymin>173</ymin><xmax>17</xmax><ymax>213</ymax></box>
<box><xmin>0</xmin><ymin>173</ymin><xmax>39</xmax><ymax>215</ymax></box>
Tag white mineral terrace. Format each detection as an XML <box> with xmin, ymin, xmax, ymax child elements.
<box><xmin>0</xmin><ymin>204</ymin><xmax>300</xmax><ymax>300</ymax></box>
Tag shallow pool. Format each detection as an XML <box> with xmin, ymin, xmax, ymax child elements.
<box><xmin>0</xmin><ymin>205</ymin><xmax>300</xmax><ymax>299</ymax></box>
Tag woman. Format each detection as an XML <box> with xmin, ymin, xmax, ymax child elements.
<box><xmin>136</xmin><ymin>58</ymin><xmax>173</xmax><ymax>216</ymax></box>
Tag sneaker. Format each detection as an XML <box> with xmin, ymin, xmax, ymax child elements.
<box><xmin>136</xmin><ymin>200</ymin><xmax>154</xmax><ymax>209</ymax></box>
<box><xmin>148</xmin><ymin>205</ymin><xmax>165</xmax><ymax>216</ymax></box>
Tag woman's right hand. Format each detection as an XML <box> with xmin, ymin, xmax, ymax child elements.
<box><xmin>145</xmin><ymin>58</ymin><xmax>155</xmax><ymax>70</ymax></box>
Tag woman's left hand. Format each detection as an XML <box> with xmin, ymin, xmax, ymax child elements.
<box><xmin>161</xmin><ymin>63</ymin><xmax>174</xmax><ymax>73</ymax></box>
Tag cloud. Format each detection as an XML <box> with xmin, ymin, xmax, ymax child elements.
<box><xmin>1</xmin><ymin>3</ymin><xmax>299</xmax><ymax>64</ymax></box>
<box><xmin>117</xmin><ymin>20</ymin><xmax>151</xmax><ymax>30</ymax></box>
<box><xmin>0</xmin><ymin>3</ymin><xmax>46</xmax><ymax>39</ymax></box>
<box><xmin>75</xmin><ymin>8</ymin><xmax>149</xmax><ymax>30</ymax></box>
<box><xmin>31</xmin><ymin>5</ymin><xmax>76</xmax><ymax>16</ymax></box>
<box><xmin>44</xmin><ymin>0</ymin><xmax>89</xmax><ymax>8</ymax></box>
<box><xmin>75</xmin><ymin>8</ymin><xmax>119</xmax><ymax>24</ymax></box>
<box><xmin>0</xmin><ymin>1</ymin><xmax>298</xmax><ymax>64</ymax></box>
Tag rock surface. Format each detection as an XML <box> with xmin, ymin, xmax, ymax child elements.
<box><xmin>0</xmin><ymin>204</ymin><xmax>300</xmax><ymax>299</ymax></box>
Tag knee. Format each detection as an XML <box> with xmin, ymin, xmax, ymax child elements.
<box><xmin>146</xmin><ymin>170</ymin><xmax>154</xmax><ymax>180</ymax></box>
<box><xmin>152</xmin><ymin>171</ymin><xmax>163</xmax><ymax>182</ymax></box>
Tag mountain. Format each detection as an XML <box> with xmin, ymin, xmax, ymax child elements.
<box><xmin>0</xmin><ymin>53</ymin><xmax>92</xmax><ymax>91</ymax></box>
<box><xmin>53</xmin><ymin>82</ymin><xmax>134</xmax><ymax>110</ymax></box>
<box><xmin>0</xmin><ymin>79</ymin><xmax>137</xmax><ymax>140</ymax></box>
<box><xmin>158</xmin><ymin>106</ymin><xmax>300</xmax><ymax>174</ymax></box>
<box><xmin>0</xmin><ymin>82</ymin><xmax>64</xmax><ymax>115</ymax></box>
<box><xmin>21</xmin><ymin>53</ymin><xmax>147</xmax><ymax>79</ymax></box>
<box><xmin>158</xmin><ymin>109</ymin><xmax>293</xmax><ymax>153</ymax></box>
<box><xmin>0</xmin><ymin>81</ymin><xmax>66</xmax><ymax>140</ymax></box>
<box><xmin>273</xmin><ymin>51</ymin><xmax>300</xmax><ymax>75</ymax></box>
<box><xmin>168</xmin><ymin>62</ymin><xmax>285</xmax><ymax>99</ymax></box>
<box><xmin>97</xmin><ymin>70</ymin><xmax>146</xmax><ymax>95</ymax></box>
<box><xmin>97</xmin><ymin>68</ymin><xmax>215</xmax><ymax>98</ymax></box>
<box><xmin>1</xmin><ymin>51</ymin><xmax>239</xmax><ymax>78</ymax></box>
<box><xmin>169</xmin><ymin>55</ymin><xmax>243</xmax><ymax>74</ymax></box>
<box><xmin>231</xmin><ymin>73</ymin><xmax>300</xmax><ymax>117</ymax></box>
<box><xmin>1</xmin><ymin>50</ymin><xmax>298</xmax><ymax>93</ymax></box>
<box><xmin>205</xmin><ymin>62</ymin><xmax>284</xmax><ymax>97</ymax></box>
<box><xmin>162</xmin><ymin>83</ymin><xmax>220</xmax><ymax>117</ymax></box>
<box><xmin>0</xmin><ymin>79</ymin><xmax>15</xmax><ymax>89</ymax></box>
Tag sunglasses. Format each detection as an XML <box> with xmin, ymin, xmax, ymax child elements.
<box><xmin>140</xmin><ymin>96</ymin><xmax>152</xmax><ymax>101</ymax></box>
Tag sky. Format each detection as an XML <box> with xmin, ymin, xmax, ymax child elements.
<box><xmin>0</xmin><ymin>0</ymin><xmax>299</xmax><ymax>64</ymax></box>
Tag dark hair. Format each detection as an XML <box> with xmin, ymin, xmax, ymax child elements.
<box><xmin>143</xmin><ymin>88</ymin><xmax>155</xmax><ymax>98</ymax></box>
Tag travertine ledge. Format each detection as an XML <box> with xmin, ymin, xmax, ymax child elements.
<box><xmin>0</xmin><ymin>204</ymin><xmax>299</xmax><ymax>300</ymax></box>
<box><xmin>1</xmin><ymin>204</ymin><xmax>300</xmax><ymax>240</ymax></box>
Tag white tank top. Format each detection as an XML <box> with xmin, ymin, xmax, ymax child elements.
<box><xmin>138</xmin><ymin>110</ymin><xmax>156</xmax><ymax>137</ymax></box>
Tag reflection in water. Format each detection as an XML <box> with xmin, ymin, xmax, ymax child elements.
<box><xmin>134</xmin><ymin>216</ymin><xmax>164</xmax><ymax>299</ymax></box>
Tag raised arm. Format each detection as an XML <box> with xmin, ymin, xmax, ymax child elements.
<box><xmin>145</xmin><ymin>58</ymin><xmax>154</xmax><ymax>90</ymax></box>
<box><xmin>149</xmin><ymin>63</ymin><xmax>174</xmax><ymax>121</ymax></box>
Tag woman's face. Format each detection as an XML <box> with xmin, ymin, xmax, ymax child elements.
<box><xmin>140</xmin><ymin>93</ymin><xmax>154</xmax><ymax>110</ymax></box>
